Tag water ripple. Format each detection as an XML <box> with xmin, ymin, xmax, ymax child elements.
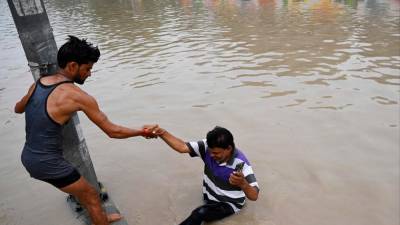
<box><xmin>0</xmin><ymin>0</ymin><xmax>398</xmax><ymax>112</ymax></box>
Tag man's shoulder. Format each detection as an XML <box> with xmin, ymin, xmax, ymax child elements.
<box><xmin>52</xmin><ymin>83</ymin><xmax>94</xmax><ymax>109</ymax></box>
<box><xmin>57</xmin><ymin>82</ymin><xmax>87</xmax><ymax>97</ymax></box>
<box><xmin>234</xmin><ymin>148</ymin><xmax>251</xmax><ymax>165</ymax></box>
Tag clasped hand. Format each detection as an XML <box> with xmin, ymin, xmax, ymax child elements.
<box><xmin>141</xmin><ymin>125</ymin><xmax>165</xmax><ymax>139</ymax></box>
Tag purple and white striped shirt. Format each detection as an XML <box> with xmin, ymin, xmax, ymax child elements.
<box><xmin>186</xmin><ymin>139</ymin><xmax>259</xmax><ymax>212</ymax></box>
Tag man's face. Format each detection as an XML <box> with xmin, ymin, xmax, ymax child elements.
<box><xmin>209</xmin><ymin>146</ymin><xmax>232</xmax><ymax>163</ymax></box>
<box><xmin>73</xmin><ymin>62</ymin><xmax>94</xmax><ymax>85</ymax></box>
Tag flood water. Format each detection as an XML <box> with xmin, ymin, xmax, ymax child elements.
<box><xmin>0</xmin><ymin>0</ymin><xmax>399</xmax><ymax>224</ymax></box>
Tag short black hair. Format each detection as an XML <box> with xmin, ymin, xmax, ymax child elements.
<box><xmin>57</xmin><ymin>35</ymin><xmax>100</xmax><ymax>68</ymax></box>
<box><xmin>206</xmin><ymin>126</ymin><xmax>235</xmax><ymax>150</ymax></box>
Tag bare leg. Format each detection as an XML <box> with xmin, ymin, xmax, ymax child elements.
<box><xmin>60</xmin><ymin>177</ymin><xmax>121</xmax><ymax>225</ymax></box>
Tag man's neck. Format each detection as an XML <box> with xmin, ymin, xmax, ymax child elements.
<box><xmin>56</xmin><ymin>70</ymin><xmax>74</xmax><ymax>81</ymax></box>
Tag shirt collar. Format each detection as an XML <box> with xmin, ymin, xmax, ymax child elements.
<box><xmin>225</xmin><ymin>148</ymin><xmax>238</xmax><ymax>166</ymax></box>
<box><xmin>213</xmin><ymin>148</ymin><xmax>238</xmax><ymax>166</ymax></box>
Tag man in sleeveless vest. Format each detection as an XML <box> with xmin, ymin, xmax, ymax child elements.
<box><xmin>14</xmin><ymin>36</ymin><xmax>157</xmax><ymax>225</ymax></box>
<box><xmin>153</xmin><ymin>126</ymin><xmax>259</xmax><ymax>225</ymax></box>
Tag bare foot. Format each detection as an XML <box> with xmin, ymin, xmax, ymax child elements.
<box><xmin>107</xmin><ymin>213</ymin><xmax>122</xmax><ymax>223</ymax></box>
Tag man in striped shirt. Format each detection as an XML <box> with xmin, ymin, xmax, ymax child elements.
<box><xmin>153</xmin><ymin>126</ymin><xmax>259</xmax><ymax>225</ymax></box>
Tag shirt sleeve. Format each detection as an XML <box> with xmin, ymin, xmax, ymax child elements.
<box><xmin>243</xmin><ymin>164</ymin><xmax>260</xmax><ymax>192</ymax></box>
<box><xmin>186</xmin><ymin>139</ymin><xmax>207</xmax><ymax>160</ymax></box>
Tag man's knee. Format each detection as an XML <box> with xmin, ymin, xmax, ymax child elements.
<box><xmin>193</xmin><ymin>205</ymin><xmax>204</xmax><ymax>214</ymax></box>
<box><xmin>191</xmin><ymin>206</ymin><xmax>207</xmax><ymax>218</ymax></box>
<box><xmin>179</xmin><ymin>207</ymin><xmax>206</xmax><ymax>225</ymax></box>
<box><xmin>200</xmin><ymin>203</ymin><xmax>234</xmax><ymax>222</ymax></box>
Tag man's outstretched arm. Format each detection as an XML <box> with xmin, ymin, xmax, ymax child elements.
<box><xmin>77</xmin><ymin>90</ymin><xmax>156</xmax><ymax>139</ymax></box>
<box><xmin>155</xmin><ymin>128</ymin><xmax>191</xmax><ymax>154</ymax></box>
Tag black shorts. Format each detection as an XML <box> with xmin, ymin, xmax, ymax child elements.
<box><xmin>40</xmin><ymin>169</ymin><xmax>81</xmax><ymax>188</ymax></box>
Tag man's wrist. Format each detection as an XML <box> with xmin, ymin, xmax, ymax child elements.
<box><xmin>139</xmin><ymin>129</ymin><xmax>147</xmax><ymax>136</ymax></box>
<box><xmin>239</xmin><ymin>181</ymin><xmax>250</xmax><ymax>190</ymax></box>
<box><xmin>159</xmin><ymin>129</ymin><xmax>167</xmax><ymax>137</ymax></box>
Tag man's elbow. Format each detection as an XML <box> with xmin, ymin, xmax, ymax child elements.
<box><xmin>176</xmin><ymin>144</ymin><xmax>190</xmax><ymax>154</ymax></box>
<box><xmin>107</xmin><ymin>132</ymin><xmax>118</xmax><ymax>138</ymax></box>
<box><xmin>104</xmin><ymin>127</ymin><xmax>122</xmax><ymax>139</ymax></box>
<box><xmin>247</xmin><ymin>188</ymin><xmax>259</xmax><ymax>201</ymax></box>
<box><xmin>177</xmin><ymin>147</ymin><xmax>189</xmax><ymax>154</ymax></box>
<box><xmin>14</xmin><ymin>104</ymin><xmax>24</xmax><ymax>114</ymax></box>
<box><xmin>248</xmin><ymin>195</ymin><xmax>258</xmax><ymax>201</ymax></box>
<box><xmin>107</xmin><ymin>130</ymin><xmax>123</xmax><ymax>139</ymax></box>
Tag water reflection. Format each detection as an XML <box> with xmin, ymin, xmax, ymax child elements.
<box><xmin>262</xmin><ymin>90</ymin><xmax>298</xmax><ymax>98</ymax></box>
<box><xmin>372</xmin><ymin>96</ymin><xmax>398</xmax><ymax>105</ymax></box>
<box><xmin>282</xmin><ymin>98</ymin><xmax>307</xmax><ymax>107</ymax></box>
<box><xmin>308</xmin><ymin>103</ymin><xmax>353</xmax><ymax>110</ymax></box>
<box><xmin>304</xmin><ymin>74</ymin><xmax>347</xmax><ymax>86</ymax></box>
<box><xmin>1</xmin><ymin>0</ymin><xmax>399</xmax><ymax>109</ymax></box>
